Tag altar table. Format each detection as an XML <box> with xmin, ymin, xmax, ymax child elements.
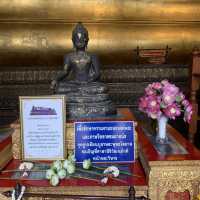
<box><xmin>0</xmin><ymin>108</ymin><xmax>200</xmax><ymax>200</ymax></box>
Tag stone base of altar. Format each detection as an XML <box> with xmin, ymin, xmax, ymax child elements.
<box><xmin>1</xmin><ymin>108</ymin><xmax>200</xmax><ymax>199</ymax></box>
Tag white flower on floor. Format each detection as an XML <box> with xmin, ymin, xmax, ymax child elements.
<box><xmin>18</xmin><ymin>162</ymin><xmax>34</xmax><ymax>171</ymax></box>
<box><xmin>18</xmin><ymin>162</ymin><xmax>34</xmax><ymax>177</ymax></box>
<box><xmin>83</xmin><ymin>159</ymin><xmax>92</xmax><ymax>169</ymax></box>
<box><xmin>103</xmin><ymin>166</ymin><xmax>120</xmax><ymax>177</ymax></box>
<box><xmin>100</xmin><ymin>176</ymin><xmax>108</xmax><ymax>185</ymax></box>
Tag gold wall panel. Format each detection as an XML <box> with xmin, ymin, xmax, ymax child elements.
<box><xmin>0</xmin><ymin>0</ymin><xmax>199</xmax><ymax>66</ymax></box>
<box><xmin>0</xmin><ymin>0</ymin><xmax>199</xmax><ymax>22</ymax></box>
<box><xmin>0</xmin><ymin>22</ymin><xmax>199</xmax><ymax>67</ymax></box>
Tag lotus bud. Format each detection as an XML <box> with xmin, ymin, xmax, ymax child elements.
<box><xmin>68</xmin><ymin>153</ymin><xmax>76</xmax><ymax>164</ymax></box>
<box><xmin>46</xmin><ymin>169</ymin><xmax>55</xmax><ymax>180</ymax></box>
<box><xmin>83</xmin><ymin>159</ymin><xmax>92</xmax><ymax>169</ymax></box>
<box><xmin>63</xmin><ymin>159</ymin><xmax>73</xmax><ymax>170</ymax></box>
<box><xmin>57</xmin><ymin>169</ymin><xmax>67</xmax><ymax>179</ymax></box>
<box><xmin>50</xmin><ymin>174</ymin><xmax>59</xmax><ymax>186</ymax></box>
<box><xmin>103</xmin><ymin>166</ymin><xmax>120</xmax><ymax>177</ymax></box>
<box><xmin>100</xmin><ymin>176</ymin><xmax>108</xmax><ymax>185</ymax></box>
<box><xmin>52</xmin><ymin>160</ymin><xmax>62</xmax><ymax>172</ymax></box>
<box><xmin>66</xmin><ymin>164</ymin><xmax>75</xmax><ymax>174</ymax></box>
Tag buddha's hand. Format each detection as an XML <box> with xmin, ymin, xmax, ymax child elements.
<box><xmin>50</xmin><ymin>80</ymin><xmax>57</xmax><ymax>90</ymax></box>
<box><xmin>88</xmin><ymin>75</ymin><xmax>97</xmax><ymax>83</ymax></box>
<box><xmin>87</xmin><ymin>78</ymin><xmax>94</xmax><ymax>83</ymax></box>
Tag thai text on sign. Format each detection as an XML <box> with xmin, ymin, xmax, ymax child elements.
<box><xmin>75</xmin><ymin>121</ymin><xmax>135</xmax><ymax>163</ymax></box>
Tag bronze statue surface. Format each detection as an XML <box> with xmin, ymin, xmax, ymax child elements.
<box><xmin>51</xmin><ymin>23</ymin><xmax>116</xmax><ymax>119</ymax></box>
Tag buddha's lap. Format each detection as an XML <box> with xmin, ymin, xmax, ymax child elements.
<box><xmin>56</xmin><ymin>81</ymin><xmax>108</xmax><ymax>94</ymax></box>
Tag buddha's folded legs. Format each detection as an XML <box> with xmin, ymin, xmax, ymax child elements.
<box><xmin>56</xmin><ymin>81</ymin><xmax>108</xmax><ymax>94</ymax></box>
<box><xmin>55</xmin><ymin>81</ymin><xmax>116</xmax><ymax>118</ymax></box>
<box><xmin>67</xmin><ymin>100</ymin><xmax>116</xmax><ymax>119</ymax></box>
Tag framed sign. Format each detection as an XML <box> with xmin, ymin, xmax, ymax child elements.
<box><xmin>20</xmin><ymin>96</ymin><xmax>66</xmax><ymax>160</ymax></box>
<box><xmin>75</xmin><ymin>121</ymin><xmax>135</xmax><ymax>163</ymax></box>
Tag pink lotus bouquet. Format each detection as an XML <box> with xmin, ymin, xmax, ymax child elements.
<box><xmin>139</xmin><ymin>80</ymin><xmax>192</xmax><ymax>123</ymax></box>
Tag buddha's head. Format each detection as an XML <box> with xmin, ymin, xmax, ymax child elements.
<box><xmin>72</xmin><ymin>22</ymin><xmax>89</xmax><ymax>50</ymax></box>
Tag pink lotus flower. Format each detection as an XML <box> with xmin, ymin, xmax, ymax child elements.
<box><xmin>184</xmin><ymin>109</ymin><xmax>193</xmax><ymax>123</ymax></box>
<box><xmin>138</xmin><ymin>80</ymin><xmax>192</xmax><ymax>123</ymax></box>
<box><xmin>179</xmin><ymin>92</ymin><xmax>185</xmax><ymax>101</ymax></box>
<box><xmin>161</xmin><ymin>79</ymin><xmax>169</xmax><ymax>85</ymax></box>
<box><xmin>151</xmin><ymin>82</ymin><xmax>162</xmax><ymax>90</ymax></box>
<box><xmin>182</xmin><ymin>99</ymin><xmax>190</xmax><ymax>107</ymax></box>
<box><xmin>147</xmin><ymin>95</ymin><xmax>160</xmax><ymax>109</ymax></box>
<box><xmin>185</xmin><ymin>104</ymin><xmax>192</xmax><ymax>113</ymax></box>
<box><xmin>138</xmin><ymin>97</ymin><xmax>148</xmax><ymax>112</ymax></box>
<box><xmin>163</xmin><ymin>83</ymin><xmax>179</xmax><ymax>96</ymax></box>
<box><xmin>145</xmin><ymin>85</ymin><xmax>156</xmax><ymax>96</ymax></box>
<box><xmin>147</xmin><ymin>104</ymin><xmax>162</xmax><ymax>119</ymax></box>
<box><xmin>163</xmin><ymin>104</ymin><xmax>181</xmax><ymax>119</ymax></box>
<box><xmin>162</xmin><ymin>91</ymin><xmax>176</xmax><ymax>105</ymax></box>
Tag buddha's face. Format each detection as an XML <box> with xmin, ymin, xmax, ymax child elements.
<box><xmin>73</xmin><ymin>31</ymin><xmax>88</xmax><ymax>50</ymax></box>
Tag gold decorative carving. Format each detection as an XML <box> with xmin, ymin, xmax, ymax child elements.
<box><xmin>147</xmin><ymin>162</ymin><xmax>200</xmax><ymax>200</ymax></box>
<box><xmin>11</xmin><ymin>122</ymin><xmax>21</xmax><ymax>159</ymax></box>
<box><xmin>139</xmin><ymin>144</ymin><xmax>200</xmax><ymax>199</ymax></box>
<box><xmin>149</xmin><ymin>179</ymin><xmax>193</xmax><ymax>200</ymax></box>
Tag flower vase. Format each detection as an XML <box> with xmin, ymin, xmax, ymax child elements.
<box><xmin>156</xmin><ymin>115</ymin><xmax>168</xmax><ymax>144</ymax></box>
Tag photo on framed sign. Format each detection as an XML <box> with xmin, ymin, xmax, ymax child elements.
<box><xmin>19</xmin><ymin>95</ymin><xmax>66</xmax><ymax>160</ymax></box>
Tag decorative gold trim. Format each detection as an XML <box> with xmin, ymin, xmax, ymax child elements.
<box><xmin>139</xmin><ymin>138</ymin><xmax>200</xmax><ymax>199</ymax></box>
<box><xmin>148</xmin><ymin>165</ymin><xmax>200</xmax><ymax>200</ymax></box>
<box><xmin>12</xmin><ymin>124</ymin><xmax>21</xmax><ymax>159</ymax></box>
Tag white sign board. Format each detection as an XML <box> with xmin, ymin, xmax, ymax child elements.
<box><xmin>20</xmin><ymin>96</ymin><xmax>66</xmax><ymax>160</ymax></box>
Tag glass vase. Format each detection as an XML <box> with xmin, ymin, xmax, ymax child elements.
<box><xmin>156</xmin><ymin>115</ymin><xmax>168</xmax><ymax>144</ymax></box>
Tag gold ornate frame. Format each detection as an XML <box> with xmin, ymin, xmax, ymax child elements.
<box><xmin>19</xmin><ymin>95</ymin><xmax>66</xmax><ymax>161</ymax></box>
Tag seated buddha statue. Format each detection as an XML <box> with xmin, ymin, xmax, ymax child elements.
<box><xmin>51</xmin><ymin>22</ymin><xmax>116</xmax><ymax>118</ymax></box>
